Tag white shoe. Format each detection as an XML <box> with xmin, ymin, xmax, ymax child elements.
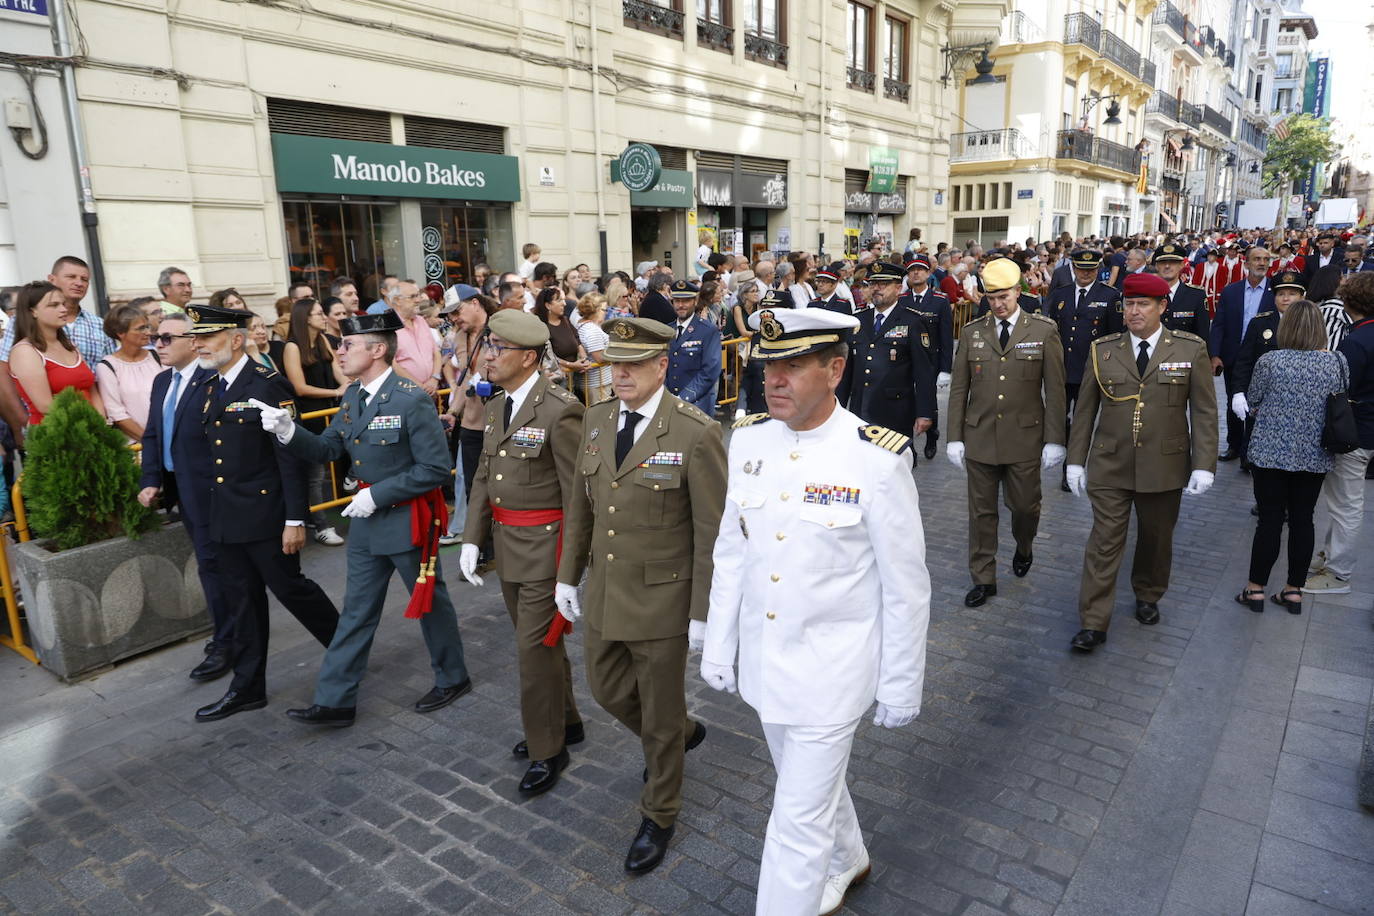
<box><xmin>1307</xmin><ymin>550</ymin><xmax>1328</xmax><ymax>576</ymax></box>
<box><xmin>818</xmin><ymin>848</ymin><xmax>871</xmax><ymax>916</ymax></box>
<box><xmin>438</xmin><ymin>533</ymin><xmax>463</xmax><ymax>547</ymax></box>
<box><xmin>1303</xmin><ymin>570</ymin><xmax>1350</xmax><ymax>594</ymax></box>
<box><xmin>314</xmin><ymin>527</ymin><xmax>344</xmax><ymax>546</ymax></box>
<box><xmin>734</xmin><ymin>408</ymin><xmax>746</xmax><ymax>420</ymax></box>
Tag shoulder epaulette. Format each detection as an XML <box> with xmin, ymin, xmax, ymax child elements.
<box><xmin>1095</xmin><ymin>333</ymin><xmax>1123</xmax><ymax>344</ymax></box>
<box><xmin>396</xmin><ymin>378</ymin><xmax>419</xmax><ymax>390</ymax></box>
<box><xmin>732</xmin><ymin>412</ymin><xmax>771</xmax><ymax>429</ymax></box>
<box><xmin>859</xmin><ymin>424</ymin><xmax>911</xmax><ymax>454</ymax></box>
<box><xmin>548</xmin><ymin>385</ymin><xmax>577</xmax><ymax>403</ymax></box>
<box><xmin>1023</xmin><ymin>292</ymin><xmax>1041</xmax><ymax>300</ymax></box>
<box><xmin>1255</xmin><ymin>310</ymin><xmax>1275</xmax><ymax>318</ymax></box>
<box><xmin>1183</xmin><ymin>280</ymin><xmax>1203</xmax><ymax>290</ymax></box>
<box><xmin>962</xmin><ymin>315</ymin><xmax>985</xmax><ymax>328</ymax></box>
<box><xmin>1169</xmin><ymin>330</ymin><xmax>1204</xmax><ymax>344</ymax></box>
<box><xmin>674</xmin><ymin>399</ymin><xmax>711</xmax><ymax>424</ymax></box>
<box><xmin>253</xmin><ymin>364</ymin><xmax>279</xmax><ymax>379</ymax></box>
<box><xmin>593</xmin><ymin>394</ymin><xmax>617</xmax><ymax>406</ymax></box>
<box><xmin>931</xmin><ymin>290</ymin><xmax>949</xmax><ymax>298</ymax></box>
<box><xmin>1029</xmin><ymin>312</ymin><xmax>1057</xmax><ymax>325</ymax></box>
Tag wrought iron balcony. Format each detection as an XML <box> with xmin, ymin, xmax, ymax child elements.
<box><xmin>1147</xmin><ymin>89</ymin><xmax>1180</xmax><ymax>122</ymax></box>
<box><xmin>1064</xmin><ymin>13</ymin><xmax>1102</xmax><ymax>52</ymax></box>
<box><xmin>1202</xmin><ymin>105</ymin><xmax>1232</xmax><ymax>136</ymax></box>
<box><xmin>1055</xmin><ymin>129</ymin><xmax>1141</xmax><ymax>176</ymax></box>
<box><xmin>883</xmin><ymin>77</ymin><xmax>910</xmax><ymax>103</ymax></box>
<box><xmin>1178</xmin><ymin>99</ymin><xmax>1202</xmax><ymax>129</ymax></box>
<box><xmin>745</xmin><ymin>32</ymin><xmax>788</xmax><ymax>68</ymax></box>
<box><xmin>847</xmin><ymin>67</ymin><xmax>875</xmax><ymax>92</ymax></box>
<box><xmin>1101</xmin><ymin>30</ymin><xmax>1141</xmax><ymax>76</ymax></box>
<box><xmin>624</xmin><ymin>0</ymin><xmax>684</xmax><ymax>39</ymax></box>
<box><xmin>697</xmin><ymin>18</ymin><xmax>733</xmax><ymax>53</ymax></box>
<box><xmin>1154</xmin><ymin>2</ymin><xmax>1186</xmax><ymax>40</ymax></box>
<box><xmin>950</xmin><ymin>128</ymin><xmax>1034</xmax><ymax>164</ymax></box>
<box><xmin>1140</xmin><ymin>59</ymin><xmax>1157</xmax><ymax>87</ymax></box>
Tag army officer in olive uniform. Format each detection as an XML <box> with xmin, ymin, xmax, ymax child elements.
<box><xmin>946</xmin><ymin>259</ymin><xmax>1067</xmax><ymax>608</ymax></box>
<box><xmin>1152</xmin><ymin>242</ymin><xmax>1212</xmax><ymax>345</ymax></box>
<box><xmin>458</xmin><ymin>310</ymin><xmax>586</xmax><ymax>798</ymax></box>
<box><xmin>1065</xmin><ymin>272</ymin><xmax>1219</xmax><ymax>651</ymax></box>
<box><xmin>555</xmin><ymin>317</ymin><xmax>727</xmax><ymax>875</ymax></box>
<box><xmin>255</xmin><ymin>312</ymin><xmax>471</xmax><ymax>725</ymax></box>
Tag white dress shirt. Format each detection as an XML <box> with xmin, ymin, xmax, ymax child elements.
<box><xmin>502</xmin><ymin>370</ymin><xmax>539</xmax><ymax>419</ymax></box>
<box><xmin>617</xmin><ymin>385</ymin><xmax>664</xmax><ymax>447</ymax></box>
<box><xmin>1128</xmin><ymin>325</ymin><xmax>1164</xmax><ymax>369</ymax></box>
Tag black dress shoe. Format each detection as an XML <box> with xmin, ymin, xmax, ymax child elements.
<box><xmin>1134</xmin><ymin>600</ymin><xmax>1160</xmax><ymax>625</ymax></box>
<box><xmin>923</xmin><ymin>440</ymin><xmax>938</xmax><ymax>461</ymax></box>
<box><xmin>964</xmin><ymin>584</ymin><xmax>997</xmax><ymax>607</ymax></box>
<box><xmin>1060</xmin><ymin>479</ymin><xmax>1072</xmax><ymax>492</ymax></box>
<box><xmin>514</xmin><ymin>722</ymin><xmax>586</xmax><ymax>759</ymax></box>
<box><xmin>1070</xmin><ymin>629</ymin><xmax>1107</xmax><ymax>652</ymax></box>
<box><xmin>415</xmin><ymin>678</ymin><xmax>472</xmax><ymax>713</ymax></box>
<box><xmin>285</xmin><ymin>704</ymin><xmax>356</xmax><ymax>727</ymax></box>
<box><xmin>625</xmin><ymin>817</ymin><xmax>675</xmax><ymax>873</ymax></box>
<box><xmin>1218</xmin><ymin>450</ymin><xmax>1240</xmax><ymax>462</ymax></box>
<box><xmin>1012</xmin><ymin>552</ymin><xmax>1033</xmax><ymax>578</ymax></box>
<box><xmin>189</xmin><ymin>652</ymin><xmax>230</xmax><ymax>682</ymax></box>
<box><xmin>518</xmin><ymin>747</ymin><xmax>570</xmax><ymax>797</ymax></box>
<box><xmin>644</xmin><ymin>721</ymin><xmax>707</xmax><ymax>781</ymax></box>
<box><xmin>195</xmin><ymin>690</ymin><xmax>266</xmax><ymax>722</ymax></box>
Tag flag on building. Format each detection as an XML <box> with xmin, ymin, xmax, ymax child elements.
<box><xmin>1273</xmin><ymin>116</ymin><xmax>1292</xmax><ymax>141</ymax></box>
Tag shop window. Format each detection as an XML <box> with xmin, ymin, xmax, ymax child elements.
<box><xmin>419</xmin><ymin>203</ymin><xmax>515</xmax><ymax>292</ymax></box>
<box><xmin>282</xmin><ymin>199</ymin><xmax>405</xmax><ymax>303</ymax></box>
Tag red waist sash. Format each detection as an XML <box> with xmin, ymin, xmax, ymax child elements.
<box><xmin>492</xmin><ymin>505</ymin><xmax>571</xmax><ymax>646</ymax></box>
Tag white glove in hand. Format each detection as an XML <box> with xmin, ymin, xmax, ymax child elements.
<box><xmin>340</xmin><ymin>487</ymin><xmax>376</xmax><ymax>518</ymax></box>
<box><xmin>700</xmin><ymin>660</ymin><xmax>737</xmax><ymax>694</ymax></box>
<box><xmin>936</xmin><ymin>372</ymin><xmax>952</xmax><ymax>389</ymax></box>
<box><xmin>688</xmin><ymin>619</ymin><xmax>706</xmax><ymax>651</ymax></box>
<box><xmin>248</xmin><ymin>398</ymin><xmax>294</xmax><ymax>441</ymax></box>
<box><xmin>458</xmin><ymin>543</ymin><xmax>483</xmax><ymax>586</ymax></box>
<box><xmin>946</xmin><ymin>441</ymin><xmax>965</xmax><ymax>469</ymax></box>
<box><xmin>1184</xmin><ymin>469</ymin><xmax>1214</xmax><ymax>496</ymax></box>
<box><xmin>1066</xmin><ymin>464</ymin><xmax>1086</xmax><ymax>497</ymax></box>
<box><xmin>1231</xmin><ymin>392</ymin><xmax>1249</xmax><ymax>420</ymax></box>
<box><xmin>1041</xmin><ymin>443</ymin><xmax>1067</xmax><ymax>469</ymax></box>
<box><xmin>554</xmin><ymin>582</ymin><xmax>582</xmax><ymax>622</ymax></box>
<box><xmin>873</xmin><ymin>703</ymin><xmax>919</xmax><ymax>728</ymax></box>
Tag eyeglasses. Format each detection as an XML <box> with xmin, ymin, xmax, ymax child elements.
<box><xmin>154</xmin><ymin>333</ymin><xmax>189</xmax><ymax>345</ymax></box>
<box><xmin>480</xmin><ymin>339</ymin><xmax>533</xmax><ymax>355</ymax></box>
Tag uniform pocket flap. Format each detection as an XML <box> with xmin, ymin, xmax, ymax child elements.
<box><xmin>1162</xmin><ymin>434</ymin><xmax>1188</xmax><ymax>455</ymax></box>
<box><xmin>634</xmin><ymin>469</ymin><xmax>683</xmax><ymax>489</ymax></box>
<box><xmin>798</xmin><ymin>505</ymin><xmax>862</xmax><ymax>529</ymax></box>
<box><xmin>730</xmin><ymin>489</ymin><xmax>768</xmax><ymax>510</ymax></box>
<box><xmin>1018</xmin><ymin>412</ymin><xmax>1042</xmax><ymax>427</ymax></box>
<box><xmin>361</xmin><ymin>429</ymin><xmax>399</xmax><ymax>445</ymax></box>
<box><xmin>645</xmin><ymin>558</ymin><xmax>690</xmax><ymax>585</ymax></box>
<box><xmin>1094</xmin><ymin>437</ymin><xmax>1117</xmax><ymax>454</ymax></box>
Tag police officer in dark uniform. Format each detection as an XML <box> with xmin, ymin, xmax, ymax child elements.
<box><xmin>836</xmin><ymin>263</ymin><xmax>937</xmax><ymax>444</ymax></box>
<box><xmin>900</xmin><ymin>253</ymin><xmax>954</xmax><ymax>459</ymax></box>
<box><xmin>665</xmin><ymin>279</ymin><xmax>722</xmax><ymax>417</ymax></box>
<box><xmin>184</xmin><ymin>305</ymin><xmax>340</xmax><ymax>723</ymax></box>
<box><xmin>810</xmin><ymin>266</ymin><xmax>854</xmax><ymax>313</ymax></box>
<box><xmin>1152</xmin><ymin>242</ymin><xmax>1212</xmax><ymax>346</ymax></box>
<box><xmin>1231</xmin><ymin>270</ymin><xmax>1307</xmax><ymax>422</ymax></box>
<box><xmin>1046</xmin><ymin>249</ymin><xmax>1123</xmax><ymax>488</ymax></box>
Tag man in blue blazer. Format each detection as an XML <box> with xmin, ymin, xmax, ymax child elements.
<box><xmin>137</xmin><ymin>311</ymin><xmax>233</xmax><ymax>681</ymax></box>
<box><xmin>665</xmin><ymin>280</ymin><xmax>722</xmax><ymax>417</ymax></box>
<box><xmin>1209</xmin><ymin>247</ymin><xmax>1275</xmax><ymax>462</ymax></box>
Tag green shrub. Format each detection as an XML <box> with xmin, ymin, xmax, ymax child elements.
<box><xmin>21</xmin><ymin>387</ymin><xmax>157</xmax><ymax>551</ymax></box>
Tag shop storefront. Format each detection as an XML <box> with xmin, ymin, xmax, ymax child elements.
<box><xmin>694</xmin><ymin>153</ymin><xmax>790</xmax><ymax>263</ymax></box>
<box><xmin>629</xmin><ymin>168</ymin><xmax>695</xmax><ymax>273</ymax></box>
<box><xmin>843</xmin><ymin>167</ymin><xmax>909</xmax><ymax>258</ymax></box>
<box><xmin>271</xmin><ymin>133</ymin><xmax>520</xmax><ymax>301</ymax></box>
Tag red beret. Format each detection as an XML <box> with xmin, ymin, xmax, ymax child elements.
<box><xmin>1122</xmin><ymin>272</ymin><xmax>1170</xmax><ymax>299</ymax></box>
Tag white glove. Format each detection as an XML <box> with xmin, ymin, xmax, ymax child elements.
<box><xmin>458</xmin><ymin>543</ymin><xmax>483</xmax><ymax>586</ymax></box>
<box><xmin>873</xmin><ymin>703</ymin><xmax>919</xmax><ymax>728</ymax></box>
<box><xmin>248</xmin><ymin>398</ymin><xmax>295</xmax><ymax>442</ymax></box>
<box><xmin>936</xmin><ymin>372</ymin><xmax>951</xmax><ymax>389</ymax></box>
<box><xmin>554</xmin><ymin>582</ymin><xmax>581</xmax><ymax>622</ymax></box>
<box><xmin>1041</xmin><ymin>443</ymin><xmax>1067</xmax><ymax>469</ymax></box>
<box><xmin>700</xmin><ymin>660</ymin><xmax>737</xmax><ymax>694</ymax></box>
<box><xmin>1231</xmin><ymin>392</ymin><xmax>1249</xmax><ymax>420</ymax></box>
<box><xmin>1066</xmin><ymin>464</ymin><xmax>1086</xmax><ymax>497</ymax></box>
<box><xmin>340</xmin><ymin>487</ymin><xmax>376</xmax><ymax>518</ymax></box>
<box><xmin>1184</xmin><ymin>469</ymin><xmax>1214</xmax><ymax>496</ymax></box>
<box><xmin>688</xmin><ymin>619</ymin><xmax>706</xmax><ymax>651</ymax></box>
<box><xmin>946</xmin><ymin>441</ymin><xmax>965</xmax><ymax>468</ymax></box>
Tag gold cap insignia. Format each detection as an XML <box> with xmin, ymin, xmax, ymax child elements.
<box><xmin>613</xmin><ymin>321</ymin><xmax>636</xmax><ymax>340</ymax></box>
<box><xmin>758</xmin><ymin>310</ymin><xmax>782</xmax><ymax>341</ymax></box>
<box><xmin>187</xmin><ymin>307</ymin><xmax>200</xmax><ymax>322</ymax></box>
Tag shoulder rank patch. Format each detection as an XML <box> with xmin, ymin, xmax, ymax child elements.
<box><xmin>1183</xmin><ymin>280</ymin><xmax>1203</xmax><ymax>289</ymax></box>
<box><xmin>396</xmin><ymin>378</ymin><xmax>418</xmax><ymax>390</ymax></box>
<box><xmin>732</xmin><ymin>412</ymin><xmax>772</xmax><ymax>429</ymax></box>
<box><xmin>253</xmin><ymin>364</ymin><xmax>278</xmax><ymax>379</ymax></box>
<box><xmin>1096</xmin><ymin>332</ymin><xmax>1123</xmax><ymax>344</ymax></box>
<box><xmin>1029</xmin><ymin>312</ymin><xmax>1057</xmax><ymax>325</ymax></box>
<box><xmin>1255</xmin><ymin>310</ymin><xmax>1274</xmax><ymax>319</ymax></box>
<box><xmin>962</xmin><ymin>316</ymin><xmax>984</xmax><ymax>328</ymax></box>
<box><xmin>549</xmin><ymin>385</ymin><xmax>577</xmax><ymax>402</ymax></box>
<box><xmin>859</xmin><ymin>424</ymin><xmax>911</xmax><ymax>453</ymax></box>
<box><xmin>1170</xmin><ymin>330</ymin><xmax>1204</xmax><ymax>344</ymax></box>
<box><xmin>675</xmin><ymin>400</ymin><xmax>710</xmax><ymax>423</ymax></box>
<box><xmin>593</xmin><ymin>394</ymin><xmax>617</xmax><ymax>406</ymax></box>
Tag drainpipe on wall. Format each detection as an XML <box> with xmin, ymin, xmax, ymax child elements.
<box><xmin>588</xmin><ymin>0</ymin><xmax>609</xmax><ymax>277</ymax></box>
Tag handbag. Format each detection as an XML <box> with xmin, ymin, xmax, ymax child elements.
<box><xmin>1322</xmin><ymin>356</ymin><xmax>1359</xmax><ymax>454</ymax></box>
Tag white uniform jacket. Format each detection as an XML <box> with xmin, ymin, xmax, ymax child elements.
<box><xmin>704</xmin><ymin>404</ymin><xmax>931</xmax><ymax>726</ymax></box>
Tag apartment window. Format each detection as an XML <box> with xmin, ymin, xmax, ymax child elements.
<box><xmin>1276</xmin><ymin>88</ymin><xmax>1293</xmax><ymax>112</ymax></box>
<box><xmin>1260</xmin><ymin>18</ymin><xmax>1268</xmax><ymax>46</ymax></box>
<box><xmin>1077</xmin><ymin>185</ymin><xmax>1094</xmax><ymax>213</ymax></box>
<box><xmin>953</xmin><ymin>186</ymin><xmax>961</xmax><ymax>211</ymax></box>
<box><xmin>625</xmin><ymin>0</ymin><xmax>686</xmax><ymax>39</ymax></box>
<box><xmin>1275</xmin><ymin>53</ymin><xmax>1293</xmax><ymax>78</ymax></box>
<box><xmin>700</xmin><ymin>0</ymin><xmax>727</xmax><ymax>21</ymax></box>
<box><xmin>744</xmin><ymin>0</ymin><xmax>782</xmax><ymax>41</ymax></box>
<box><xmin>847</xmin><ymin>0</ymin><xmax>874</xmax><ymax>90</ymax></box>
<box><xmin>977</xmin><ymin>184</ymin><xmax>986</xmax><ymax>209</ymax></box>
<box><xmin>883</xmin><ymin>15</ymin><xmax>908</xmax><ymax>82</ymax></box>
<box><xmin>1003</xmin><ymin>182</ymin><xmax>1012</xmax><ymax>207</ymax></box>
<box><xmin>1054</xmin><ymin>180</ymin><xmax>1072</xmax><ymax>210</ymax></box>
<box><xmin>989</xmin><ymin>183</ymin><xmax>999</xmax><ymax>209</ymax></box>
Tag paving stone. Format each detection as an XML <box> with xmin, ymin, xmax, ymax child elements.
<box><xmin>1254</xmin><ymin>833</ymin><xmax>1374</xmax><ymax>915</ymax></box>
<box><xmin>1265</xmin><ymin>789</ymin><xmax>1374</xmax><ymax>865</ymax></box>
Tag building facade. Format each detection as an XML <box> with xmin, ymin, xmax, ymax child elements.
<box><xmin>30</xmin><ymin>0</ymin><xmax>1010</xmax><ymax>308</ymax></box>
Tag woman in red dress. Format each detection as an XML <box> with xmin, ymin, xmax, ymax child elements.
<box><xmin>9</xmin><ymin>281</ymin><xmax>104</xmax><ymax>426</ymax></box>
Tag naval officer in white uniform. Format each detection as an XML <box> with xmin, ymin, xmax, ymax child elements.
<box><xmin>701</xmin><ymin>306</ymin><xmax>931</xmax><ymax>916</ymax></box>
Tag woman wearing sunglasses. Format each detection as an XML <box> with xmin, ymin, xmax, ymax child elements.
<box><xmin>94</xmin><ymin>302</ymin><xmax>162</xmax><ymax>443</ymax></box>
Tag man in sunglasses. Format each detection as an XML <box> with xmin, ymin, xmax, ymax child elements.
<box><xmin>137</xmin><ymin>312</ymin><xmax>235</xmax><ymax>682</ymax></box>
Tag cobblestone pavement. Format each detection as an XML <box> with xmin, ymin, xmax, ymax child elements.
<box><xmin>2</xmin><ymin>381</ymin><xmax>1372</xmax><ymax>915</ymax></box>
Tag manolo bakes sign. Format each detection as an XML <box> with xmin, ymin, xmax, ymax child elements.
<box><xmin>270</xmin><ymin>134</ymin><xmax>520</xmax><ymax>202</ymax></box>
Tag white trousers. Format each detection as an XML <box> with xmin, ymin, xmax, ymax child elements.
<box><xmin>756</xmin><ymin>718</ymin><xmax>865</xmax><ymax>916</ymax></box>
<box><xmin>1315</xmin><ymin>447</ymin><xmax>1372</xmax><ymax>578</ymax></box>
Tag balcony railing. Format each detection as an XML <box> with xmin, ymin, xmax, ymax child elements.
<box><xmin>1147</xmin><ymin>89</ymin><xmax>1180</xmax><ymax>121</ymax></box>
<box><xmin>1101</xmin><ymin>30</ymin><xmax>1141</xmax><ymax>76</ymax></box>
<box><xmin>1055</xmin><ymin>129</ymin><xmax>1141</xmax><ymax>175</ymax></box>
<box><xmin>1140</xmin><ymin>59</ymin><xmax>1157</xmax><ymax>86</ymax></box>
<box><xmin>949</xmin><ymin>128</ymin><xmax>1034</xmax><ymax>164</ymax></box>
<box><xmin>1154</xmin><ymin>1</ymin><xmax>1186</xmax><ymax>40</ymax></box>
<box><xmin>1202</xmin><ymin>105</ymin><xmax>1232</xmax><ymax>136</ymax></box>
<box><xmin>1162</xmin><ymin>174</ymin><xmax>1181</xmax><ymax>192</ymax></box>
<box><xmin>745</xmin><ymin>32</ymin><xmax>788</xmax><ymax>68</ymax></box>
<box><xmin>697</xmin><ymin>18</ymin><xmax>733</xmax><ymax>53</ymax></box>
<box><xmin>1001</xmin><ymin>10</ymin><xmax>1044</xmax><ymax>44</ymax></box>
<box><xmin>624</xmin><ymin>0</ymin><xmax>684</xmax><ymax>38</ymax></box>
<box><xmin>1064</xmin><ymin>13</ymin><xmax>1102</xmax><ymax>51</ymax></box>
<box><xmin>883</xmin><ymin>76</ymin><xmax>910</xmax><ymax>103</ymax></box>
<box><xmin>1178</xmin><ymin>99</ymin><xmax>1202</xmax><ymax>128</ymax></box>
<box><xmin>847</xmin><ymin>66</ymin><xmax>875</xmax><ymax>92</ymax></box>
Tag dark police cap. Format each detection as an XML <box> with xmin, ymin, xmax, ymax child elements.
<box><xmin>185</xmin><ymin>304</ymin><xmax>254</xmax><ymax>335</ymax></box>
<box><xmin>867</xmin><ymin>261</ymin><xmax>905</xmax><ymax>282</ymax></box>
<box><xmin>669</xmin><ymin>279</ymin><xmax>700</xmax><ymax>299</ymax></box>
<box><xmin>905</xmin><ymin>253</ymin><xmax>933</xmax><ymax>270</ymax></box>
<box><xmin>1151</xmin><ymin>242</ymin><xmax>1187</xmax><ymax>263</ymax></box>
<box><xmin>339</xmin><ymin>310</ymin><xmax>405</xmax><ymax>337</ymax></box>
<box><xmin>1272</xmin><ymin>270</ymin><xmax>1306</xmax><ymax>293</ymax></box>
<box><xmin>1071</xmin><ymin>250</ymin><xmax>1103</xmax><ymax>269</ymax></box>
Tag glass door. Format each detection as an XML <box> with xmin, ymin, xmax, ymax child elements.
<box><xmin>282</xmin><ymin>199</ymin><xmax>404</xmax><ymax>303</ymax></box>
<box><xmin>419</xmin><ymin>203</ymin><xmax>514</xmax><ymax>295</ymax></box>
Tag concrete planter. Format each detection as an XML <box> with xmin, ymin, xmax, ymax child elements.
<box><xmin>12</xmin><ymin>523</ymin><xmax>209</xmax><ymax>681</ymax></box>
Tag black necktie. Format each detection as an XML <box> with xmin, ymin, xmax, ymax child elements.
<box><xmin>1137</xmin><ymin>340</ymin><xmax>1150</xmax><ymax>376</ymax></box>
<box><xmin>1077</xmin><ymin>287</ymin><xmax>1087</xmax><ymax>310</ymax></box>
<box><xmin>359</xmin><ymin>387</ymin><xmax>370</xmax><ymax>407</ymax></box>
<box><xmin>999</xmin><ymin>320</ymin><xmax>1010</xmax><ymax>349</ymax></box>
<box><xmin>502</xmin><ymin>396</ymin><xmax>514</xmax><ymax>431</ymax></box>
<box><xmin>616</xmin><ymin>410</ymin><xmax>642</xmax><ymax>468</ymax></box>
<box><xmin>872</xmin><ymin>311</ymin><xmax>884</xmax><ymax>337</ymax></box>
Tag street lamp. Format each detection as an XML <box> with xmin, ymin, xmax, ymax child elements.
<box><xmin>1081</xmin><ymin>94</ymin><xmax>1123</xmax><ymax>127</ymax></box>
<box><xmin>941</xmin><ymin>41</ymin><xmax>997</xmax><ymax>86</ymax></box>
